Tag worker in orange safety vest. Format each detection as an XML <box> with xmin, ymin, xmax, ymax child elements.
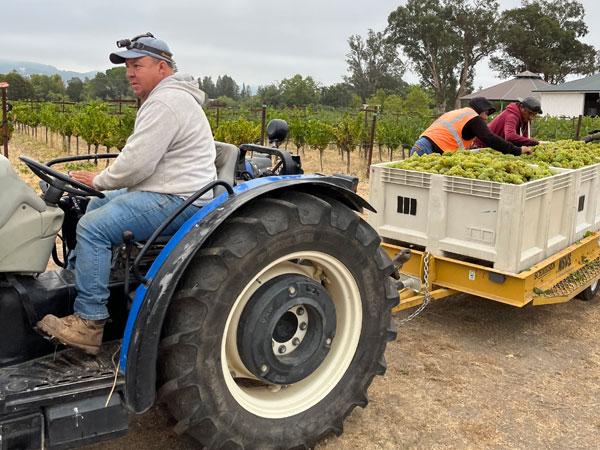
<box><xmin>410</xmin><ymin>97</ymin><xmax>533</xmax><ymax>157</ymax></box>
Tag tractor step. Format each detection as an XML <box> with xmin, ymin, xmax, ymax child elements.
<box><xmin>0</xmin><ymin>340</ymin><xmax>123</xmax><ymax>415</ymax></box>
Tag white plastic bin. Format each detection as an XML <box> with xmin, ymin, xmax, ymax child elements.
<box><xmin>571</xmin><ymin>164</ymin><xmax>600</xmax><ymax>241</ymax></box>
<box><xmin>368</xmin><ymin>162</ymin><xmax>574</xmax><ymax>274</ymax></box>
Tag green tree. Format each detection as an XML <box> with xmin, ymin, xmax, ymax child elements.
<box><xmin>387</xmin><ymin>0</ymin><xmax>499</xmax><ymax>111</ymax></box>
<box><xmin>491</xmin><ymin>0</ymin><xmax>596</xmax><ymax>84</ymax></box>
<box><xmin>344</xmin><ymin>29</ymin><xmax>406</xmax><ymax>102</ymax></box>
<box><xmin>104</xmin><ymin>67</ymin><xmax>132</xmax><ymax>99</ymax></box>
<box><xmin>89</xmin><ymin>68</ymin><xmax>132</xmax><ymax>100</ymax></box>
<box><xmin>66</xmin><ymin>77</ymin><xmax>84</xmax><ymax>102</ymax></box>
<box><xmin>239</xmin><ymin>83</ymin><xmax>253</xmax><ymax>98</ymax></box>
<box><xmin>279</xmin><ymin>74</ymin><xmax>319</xmax><ymax>107</ymax></box>
<box><xmin>403</xmin><ymin>85</ymin><xmax>434</xmax><ymax>114</ymax></box>
<box><xmin>216</xmin><ymin>75</ymin><xmax>239</xmax><ymax>99</ymax></box>
<box><xmin>366</xmin><ymin>89</ymin><xmax>388</xmax><ymax>113</ymax></box>
<box><xmin>0</xmin><ymin>72</ymin><xmax>34</xmax><ymax>100</ymax></box>
<box><xmin>257</xmin><ymin>84</ymin><xmax>282</xmax><ymax>108</ymax></box>
<box><xmin>30</xmin><ymin>74</ymin><xmax>66</xmax><ymax>101</ymax></box>
<box><xmin>199</xmin><ymin>76</ymin><xmax>217</xmax><ymax>99</ymax></box>
<box><xmin>320</xmin><ymin>83</ymin><xmax>353</xmax><ymax>108</ymax></box>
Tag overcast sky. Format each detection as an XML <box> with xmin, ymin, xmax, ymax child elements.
<box><xmin>2</xmin><ymin>0</ymin><xmax>599</xmax><ymax>90</ymax></box>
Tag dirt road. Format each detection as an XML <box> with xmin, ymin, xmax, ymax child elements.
<box><xmin>84</xmin><ymin>293</ymin><xmax>600</xmax><ymax>450</ymax></box>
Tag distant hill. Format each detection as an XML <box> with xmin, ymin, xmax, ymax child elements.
<box><xmin>0</xmin><ymin>60</ymin><xmax>98</xmax><ymax>83</ymax></box>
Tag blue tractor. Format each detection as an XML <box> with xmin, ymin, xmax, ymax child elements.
<box><xmin>0</xmin><ymin>120</ymin><xmax>399</xmax><ymax>449</ymax></box>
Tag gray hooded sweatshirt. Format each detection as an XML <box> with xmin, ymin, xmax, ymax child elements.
<box><xmin>93</xmin><ymin>74</ymin><xmax>217</xmax><ymax>202</ymax></box>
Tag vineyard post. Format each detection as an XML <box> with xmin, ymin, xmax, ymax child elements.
<box><xmin>575</xmin><ymin>115</ymin><xmax>582</xmax><ymax>140</ymax></box>
<box><xmin>366</xmin><ymin>106</ymin><xmax>378</xmax><ymax>179</ymax></box>
<box><xmin>362</xmin><ymin>104</ymin><xmax>369</xmax><ymax>158</ymax></box>
<box><xmin>1</xmin><ymin>82</ymin><xmax>8</xmax><ymax>158</ymax></box>
<box><xmin>260</xmin><ymin>104</ymin><xmax>266</xmax><ymax>145</ymax></box>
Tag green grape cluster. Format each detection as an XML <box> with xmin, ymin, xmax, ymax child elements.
<box><xmin>522</xmin><ymin>140</ymin><xmax>600</xmax><ymax>168</ymax></box>
<box><xmin>388</xmin><ymin>150</ymin><xmax>554</xmax><ymax>184</ymax></box>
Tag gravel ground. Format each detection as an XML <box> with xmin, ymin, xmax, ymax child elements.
<box><xmin>82</xmin><ymin>292</ymin><xmax>600</xmax><ymax>450</ymax></box>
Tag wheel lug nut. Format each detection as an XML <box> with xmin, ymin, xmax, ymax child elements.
<box><xmin>288</xmin><ymin>286</ymin><xmax>296</xmax><ymax>296</ymax></box>
<box><xmin>297</xmin><ymin>307</ymin><xmax>304</xmax><ymax>316</ymax></box>
<box><xmin>292</xmin><ymin>338</ymin><xmax>300</xmax><ymax>346</ymax></box>
<box><xmin>278</xmin><ymin>345</ymin><xmax>286</xmax><ymax>354</ymax></box>
<box><xmin>299</xmin><ymin>322</ymin><xmax>307</xmax><ymax>330</ymax></box>
<box><xmin>260</xmin><ymin>364</ymin><xmax>268</xmax><ymax>373</ymax></box>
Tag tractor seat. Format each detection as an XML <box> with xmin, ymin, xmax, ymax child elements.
<box><xmin>0</xmin><ymin>155</ymin><xmax>47</xmax><ymax>229</ymax></box>
<box><xmin>213</xmin><ymin>141</ymin><xmax>239</xmax><ymax>196</ymax></box>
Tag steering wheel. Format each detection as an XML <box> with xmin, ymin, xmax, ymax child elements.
<box><xmin>19</xmin><ymin>156</ymin><xmax>105</xmax><ymax>198</ymax></box>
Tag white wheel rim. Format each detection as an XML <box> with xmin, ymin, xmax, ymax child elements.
<box><xmin>221</xmin><ymin>251</ymin><xmax>362</xmax><ymax>418</ymax></box>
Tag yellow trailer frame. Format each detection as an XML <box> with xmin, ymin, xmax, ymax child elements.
<box><xmin>383</xmin><ymin>231</ymin><xmax>600</xmax><ymax>312</ymax></box>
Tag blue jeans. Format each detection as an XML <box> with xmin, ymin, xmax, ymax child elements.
<box><xmin>410</xmin><ymin>137</ymin><xmax>434</xmax><ymax>156</ymax></box>
<box><xmin>70</xmin><ymin>189</ymin><xmax>199</xmax><ymax>320</ymax></box>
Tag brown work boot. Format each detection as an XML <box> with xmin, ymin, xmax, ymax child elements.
<box><xmin>36</xmin><ymin>314</ymin><xmax>106</xmax><ymax>356</ymax></box>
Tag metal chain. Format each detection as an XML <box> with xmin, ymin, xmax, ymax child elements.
<box><xmin>397</xmin><ymin>251</ymin><xmax>431</xmax><ymax>325</ymax></box>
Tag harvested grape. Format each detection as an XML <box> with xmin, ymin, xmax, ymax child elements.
<box><xmin>388</xmin><ymin>150</ymin><xmax>553</xmax><ymax>184</ymax></box>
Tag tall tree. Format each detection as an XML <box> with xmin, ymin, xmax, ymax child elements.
<box><xmin>216</xmin><ymin>75</ymin><xmax>239</xmax><ymax>99</ymax></box>
<box><xmin>387</xmin><ymin>0</ymin><xmax>499</xmax><ymax>112</ymax></box>
<box><xmin>199</xmin><ymin>76</ymin><xmax>217</xmax><ymax>99</ymax></box>
<box><xmin>279</xmin><ymin>74</ymin><xmax>319</xmax><ymax>106</ymax></box>
<box><xmin>104</xmin><ymin>67</ymin><xmax>132</xmax><ymax>99</ymax></box>
<box><xmin>257</xmin><ymin>84</ymin><xmax>282</xmax><ymax>107</ymax></box>
<box><xmin>29</xmin><ymin>74</ymin><xmax>66</xmax><ymax>101</ymax></box>
<box><xmin>66</xmin><ymin>77</ymin><xmax>84</xmax><ymax>102</ymax></box>
<box><xmin>490</xmin><ymin>0</ymin><xmax>596</xmax><ymax>84</ymax></box>
<box><xmin>0</xmin><ymin>72</ymin><xmax>34</xmax><ymax>100</ymax></box>
<box><xmin>320</xmin><ymin>83</ymin><xmax>354</xmax><ymax>108</ymax></box>
<box><xmin>344</xmin><ymin>29</ymin><xmax>406</xmax><ymax>103</ymax></box>
<box><xmin>239</xmin><ymin>83</ymin><xmax>253</xmax><ymax>98</ymax></box>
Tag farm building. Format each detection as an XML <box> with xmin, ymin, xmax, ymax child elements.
<box><xmin>534</xmin><ymin>73</ymin><xmax>600</xmax><ymax>117</ymax></box>
<box><xmin>461</xmin><ymin>71</ymin><xmax>550</xmax><ymax>109</ymax></box>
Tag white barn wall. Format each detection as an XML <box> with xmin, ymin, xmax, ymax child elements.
<box><xmin>540</xmin><ymin>92</ymin><xmax>584</xmax><ymax>117</ymax></box>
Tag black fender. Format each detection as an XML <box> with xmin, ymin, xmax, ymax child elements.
<box><xmin>122</xmin><ymin>175</ymin><xmax>374</xmax><ymax>413</ymax></box>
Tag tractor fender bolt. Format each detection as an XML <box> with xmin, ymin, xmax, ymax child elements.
<box><xmin>325</xmin><ymin>338</ymin><xmax>332</xmax><ymax>346</ymax></box>
<box><xmin>288</xmin><ymin>286</ymin><xmax>296</xmax><ymax>296</ymax></box>
<box><xmin>260</xmin><ymin>364</ymin><xmax>268</xmax><ymax>374</ymax></box>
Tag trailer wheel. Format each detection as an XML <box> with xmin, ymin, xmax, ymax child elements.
<box><xmin>576</xmin><ymin>279</ymin><xmax>600</xmax><ymax>301</ymax></box>
<box><xmin>157</xmin><ymin>191</ymin><xmax>398</xmax><ymax>449</ymax></box>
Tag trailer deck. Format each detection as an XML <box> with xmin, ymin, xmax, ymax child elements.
<box><xmin>383</xmin><ymin>230</ymin><xmax>600</xmax><ymax>311</ymax></box>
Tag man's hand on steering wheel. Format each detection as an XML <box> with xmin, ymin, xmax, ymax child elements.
<box><xmin>19</xmin><ymin>156</ymin><xmax>105</xmax><ymax>199</ymax></box>
<box><xmin>69</xmin><ymin>170</ymin><xmax>98</xmax><ymax>188</ymax></box>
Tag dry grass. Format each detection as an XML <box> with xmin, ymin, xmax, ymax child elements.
<box><xmin>8</xmin><ymin>131</ymin><xmax>600</xmax><ymax>450</ymax></box>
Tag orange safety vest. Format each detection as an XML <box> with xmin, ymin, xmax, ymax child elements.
<box><xmin>421</xmin><ymin>107</ymin><xmax>478</xmax><ymax>151</ymax></box>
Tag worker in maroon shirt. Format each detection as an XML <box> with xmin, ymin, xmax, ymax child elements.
<box><xmin>474</xmin><ymin>97</ymin><xmax>541</xmax><ymax>148</ymax></box>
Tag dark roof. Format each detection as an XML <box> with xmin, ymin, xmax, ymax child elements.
<box><xmin>461</xmin><ymin>71</ymin><xmax>550</xmax><ymax>102</ymax></box>
<box><xmin>534</xmin><ymin>73</ymin><xmax>600</xmax><ymax>93</ymax></box>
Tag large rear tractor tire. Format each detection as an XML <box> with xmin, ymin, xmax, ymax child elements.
<box><xmin>157</xmin><ymin>190</ymin><xmax>399</xmax><ymax>449</ymax></box>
